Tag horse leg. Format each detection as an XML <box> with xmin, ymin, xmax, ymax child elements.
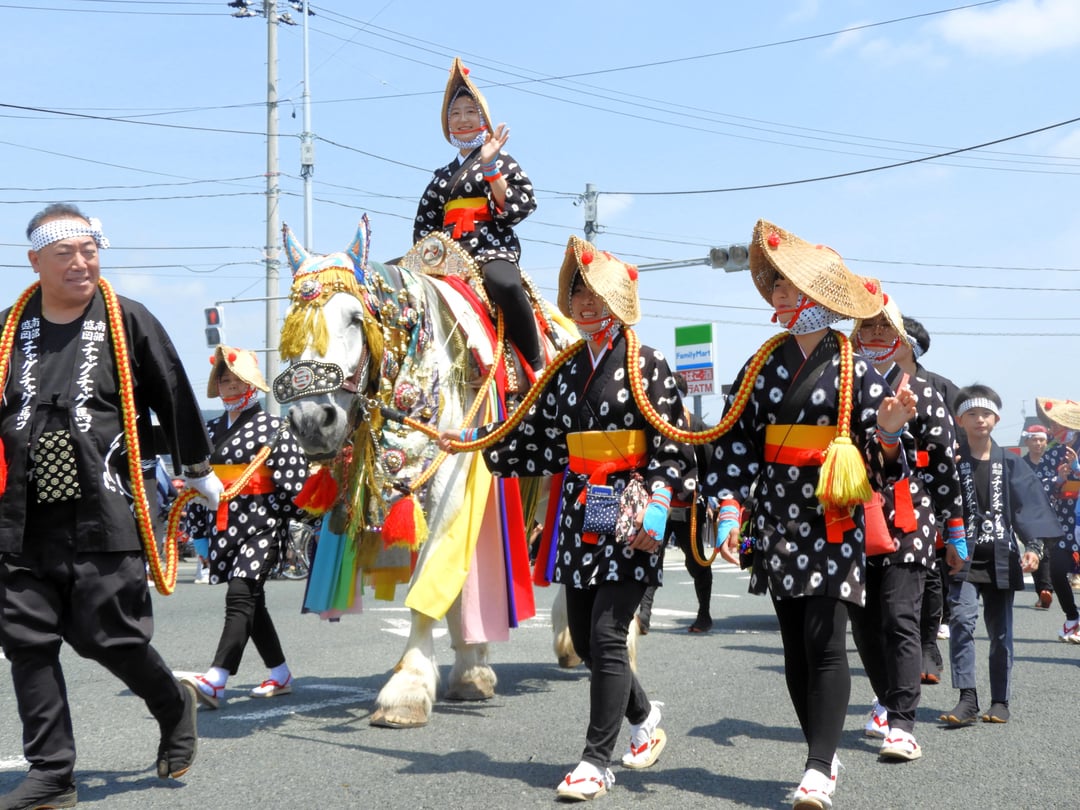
<box><xmin>551</xmin><ymin>585</ymin><xmax>582</xmax><ymax>668</ymax></box>
<box><xmin>369</xmin><ymin>610</ymin><xmax>438</xmax><ymax>728</ymax></box>
<box><xmin>443</xmin><ymin>597</ymin><xmax>497</xmax><ymax>701</ymax></box>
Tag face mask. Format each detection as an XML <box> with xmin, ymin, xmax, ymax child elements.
<box><xmin>774</xmin><ymin>294</ymin><xmax>844</xmax><ymax>334</ymax></box>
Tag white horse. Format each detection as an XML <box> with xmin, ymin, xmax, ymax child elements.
<box><xmin>274</xmin><ymin>217</ymin><xmax>578</xmax><ymax>727</ymax></box>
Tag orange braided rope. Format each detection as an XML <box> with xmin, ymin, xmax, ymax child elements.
<box><xmin>400</xmin><ymin>335</ymin><xmax>586</xmax><ymax>449</ymax></box>
<box><xmin>626</xmin><ymin>328</ymin><xmax>788</xmax><ymax>446</ymax></box>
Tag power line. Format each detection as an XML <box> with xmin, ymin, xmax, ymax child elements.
<box><xmin>602</xmin><ymin>114</ymin><xmax>1080</xmax><ymax>196</ymax></box>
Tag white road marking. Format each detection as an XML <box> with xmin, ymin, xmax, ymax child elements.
<box><xmin>0</xmin><ymin>756</ymin><xmax>28</xmax><ymax>772</ymax></box>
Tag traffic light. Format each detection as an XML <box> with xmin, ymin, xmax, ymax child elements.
<box><xmin>708</xmin><ymin>244</ymin><xmax>750</xmax><ymax>272</ymax></box>
<box><xmin>204</xmin><ymin>306</ymin><xmax>225</xmax><ymax>347</ymax></box>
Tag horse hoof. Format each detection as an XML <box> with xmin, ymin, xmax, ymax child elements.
<box><xmin>558</xmin><ymin>653</ymin><xmax>582</xmax><ymax>669</ymax></box>
<box><xmin>444</xmin><ymin>682</ymin><xmax>495</xmax><ymax>701</ymax></box>
<box><xmin>369</xmin><ymin>706</ymin><xmax>429</xmax><ymax>728</ymax></box>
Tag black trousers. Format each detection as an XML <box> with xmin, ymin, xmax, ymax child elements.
<box><xmin>481</xmin><ymin>259</ymin><xmax>543</xmax><ymax>372</ymax></box>
<box><xmin>564</xmin><ymin>580</ymin><xmax>651</xmax><ymax>769</ymax></box>
<box><xmin>1047</xmin><ymin>539</ymin><xmax>1080</xmax><ymax>622</ymax></box>
<box><xmin>212</xmin><ymin>575</ymin><xmax>286</xmax><ymax>675</ymax></box>
<box><xmin>773</xmin><ymin>596</ymin><xmax>850</xmax><ymax>777</ymax></box>
<box><xmin>850</xmin><ymin>562</ymin><xmax>926</xmax><ymax>733</ymax></box>
<box><xmin>637</xmin><ymin>514</ymin><xmax>712</xmax><ymax>630</ymax></box>
<box><xmin>0</xmin><ymin>541</ymin><xmax>185</xmax><ymax>784</ymax></box>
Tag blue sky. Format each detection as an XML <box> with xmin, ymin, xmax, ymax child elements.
<box><xmin>2</xmin><ymin>0</ymin><xmax>1078</xmax><ymax>441</ymax></box>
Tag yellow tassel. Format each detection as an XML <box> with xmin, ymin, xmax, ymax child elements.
<box><xmin>815</xmin><ymin>435</ymin><xmax>872</xmax><ymax>510</ymax></box>
<box><xmin>411</xmin><ymin>496</ymin><xmax>429</xmax><ymax>550</ymax></box>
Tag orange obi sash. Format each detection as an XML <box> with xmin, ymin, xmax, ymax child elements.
<box><xmin>567</xmin><ymin>430</ymin><xmax>647</xmax><ymax>544</ymax></box>
<box><xmin>765</xmin><ymin>424</ymin><xmax>862</xmax><ymax>545</ymax></box>
<box><xmin>443</xmin><ymin>197</ymin><xmax>492</xmax><ymax>238</ymax></box>
<box><xmin>567</xmin><ymin>430</ymin><xmax>647</xmax><ymax>487</ymax></box>
<box><xmin>212</xmin><ymin>463</ymin><xmax>274</xmax><ymax>495</ymax></box>
<box><xmin>764</xmin><ymin>424</ymin><xmax>834</xmax><ymax>466</ymax></box>
<box><xmin>211</xmin><ymin>463</ymin><xmax>274</xmax><ymax>532</ymax></box>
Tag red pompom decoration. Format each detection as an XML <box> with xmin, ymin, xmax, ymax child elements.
<box><xmin>293</xmin><ymin>467</ymin><xmax>339</xmax><ymax>515</ymax></box>
<box><xmin>227</xmin><ymin>351</ymin><xmax>238</xmax><ymax>364</ymax></box>
<box><xmin>208</xmin><ymin>355</ymin><xmax>216</xmax><ymax>366</ymax></box>
<box><xmin>626</xmin><ymin>266</ymin><xmax>639</xmax><ymax>281</ymax></box>
<box><xmin>864</xmin><ymin>280</ymin><xmax>878</xmax><ymax>294</ymax></box>
<box><xmin>767</xmin><ymin>232</ymin><xmax>781</xmax><ymax>248</ymax></box>
<box><xmin>581</xmin><ymin>251</ymin><xmax>593</xmax><ymax>265</ymax></box>
<box><xmin>462</xmin><ymin>66</ymin><xmax>470</xmax><ymax>75</ymax></box>
<box><xmin>882</xmin><ymin>292</ymin><xmax>890</xmax><ymax>304</ymax></box>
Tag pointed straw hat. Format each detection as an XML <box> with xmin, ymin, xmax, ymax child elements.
<box><xmin>557</xmin><ymin>235</ymin><xmax>640</xmax><ymax>326</ymax></box>
<box><xmin>441</xmin><ymin>57</ymin><xmax>493</xmax><ymax>145</ymax></box>
<box><xmin>207</xmin><ymin>345</ymin><xmax>269</xmax><ymax>398</ymax></box>
<box><xmin>851</xmin><ymin>279</ymin><xmax>911</xmax><ymax>347</ymax></box>
<box><xmin>749</xmin><ymin>219</ymin><xmax>882</xmax><ymax>319</ymax></box>
<box><xmin>1036</xmin><ymin>397</ymin><xmax>1080</xmax><ymax>431</ymax></box>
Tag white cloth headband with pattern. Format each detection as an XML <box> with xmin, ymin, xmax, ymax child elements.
<box><xmin>29</xmin><ymin>218</ymin><xmax>110</xmax><ymax>252</ymax></box>
<box><xmin>956</xmin><ymin>397</ymin><xmax>1000</xmax><ymax>418</ymax></box>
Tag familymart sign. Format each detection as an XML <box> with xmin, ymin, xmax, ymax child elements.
<box><xmin>674</xmin><ymin>323</ymin><xmax>715</xmax><ymax>396</ymax></box>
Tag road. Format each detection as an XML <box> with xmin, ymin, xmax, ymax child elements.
<box><xmin>1</xmin><ymin>552</ymin><xmax>1076</xmax><ymax>809</ymax></box>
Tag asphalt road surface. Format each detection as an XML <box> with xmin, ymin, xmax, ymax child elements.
<box><xmin>1</xmin><ymin>551</ymin><xmax>1076</xmax><ymax>809</ymax></box>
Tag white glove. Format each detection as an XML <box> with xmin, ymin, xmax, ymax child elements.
<box><xmin>187</xmin><ymin>472</ymin><xmax>224</xmax><ymax>511</ymax></box>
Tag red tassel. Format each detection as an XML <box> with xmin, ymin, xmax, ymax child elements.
<box><xmin>0</xmin><ymin>437</ymin><xmax>7</xmax><ymax>497</ymax></box>
<box><xmin>382</xmin><ymin>495</ymin><xmax>416</xmax><ymax>549</ymax></box>
<box><xmin>216</xmin><ymin>503</ymin><xmax>229</xmax><ymax>533</ymax></box>
<box><xmin>293</xmin><ymin>467</ymin><xmax>338</xmax><ymax>515</ymax></box>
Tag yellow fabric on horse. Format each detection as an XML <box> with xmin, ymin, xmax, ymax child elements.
<box><xmin>405</xmin><ymin>447</ymin><xmax>491</xmax><ymax>621</ymax></box>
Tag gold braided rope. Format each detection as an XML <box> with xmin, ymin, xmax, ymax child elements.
<box><xmin>0</xmin><ymin>279</ymin><xmax>275</xmax><ymax>596</ymax></box>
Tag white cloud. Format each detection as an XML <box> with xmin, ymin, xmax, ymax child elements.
<box><xmin>785</xmin><ymin>0</ymin><xmax>820</xmax><ymax>25</ymax></box>
<box><xmin>597</xmin><ymin>193</ymin><xmax>634</xmax><ymax>223</ymax></box>
<box><xmin>932</xmin><ymin>0</ymin><xmax>1080</xmax><ymax>58</ymax></box>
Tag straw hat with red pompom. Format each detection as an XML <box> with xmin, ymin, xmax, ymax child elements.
<box><xmin>1036</xmin><ymin>398</ymin><xmax>1080</xmax><ymax>431</ymax></box>
<box><xmin>440</xmin><ymin>57</ymin><xmax>493</xmax><ymax>145</ymax></box>
<box><xmin>557</xmin><ymin>234</ymin><xmax>641</xmax><ymax>326</ymax></box>
<box><xmin>206</xmin><ymin>345</ymin><xmax>269</xmax><ymax>399</ymax></box>
<box><xmin>749</xmin><ymin>218</ymin><xmax>882</xmax><ymax>320</ymax></box>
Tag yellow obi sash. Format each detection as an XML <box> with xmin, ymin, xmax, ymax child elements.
<box><xmin>764</xmin><ymin>424</ymin><xmax>835</xmax><ymax>466</ymax></box>
<box><xmin>567</xmin><ymin>430</ymin><xmax>647</xmax><ymax>479</ymax></box>
<box><xmin>211</xmin><ymin>463</ymin><xmax>274</xmax><ymax>495</ymax></box>
<box><xmin>443</xmin><ymin>197</ymin><xmax>492</xmax><ymax>238</ymax></box>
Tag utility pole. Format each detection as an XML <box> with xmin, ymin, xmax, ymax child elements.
<box><xmin>264</xmin><ymin>0</ymin><xmax>281</xmax><ymax>416</ymax></box>
<box><xmin>581</xmin><ymin>183</ymin><xmax>599</xmax><ymax>242</ymax></box>
<box><xmin>298</xmin><ymin>0</ymin><xmax>314</xmax><ymax>249</ymax></box>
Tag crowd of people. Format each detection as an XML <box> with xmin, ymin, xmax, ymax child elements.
<box><xmin>1</xmin><ymin>57</ymin><xmax>1077</xmax><ymax>810</ymax></box>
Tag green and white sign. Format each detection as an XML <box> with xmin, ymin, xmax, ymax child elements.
<box><xmin>674</xmin><ymin>323</ymin><xmax>715</xmax><ymax>396</ymax></box>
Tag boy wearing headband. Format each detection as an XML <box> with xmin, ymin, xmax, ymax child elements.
<box><xmin>941</xmin><ymin>384</ymin><xmax>1060</xmax><ymax>726</ymax></box>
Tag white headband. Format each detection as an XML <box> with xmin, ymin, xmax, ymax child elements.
<box><xmin>29</xmin><ymin>218</ymin><xmax>110</xmax><ymax>252</ymax></box>
<box><xmin>956</xmin><ymin>397</ymin><xmax>1001</xmax><ymax>418</ymax></box>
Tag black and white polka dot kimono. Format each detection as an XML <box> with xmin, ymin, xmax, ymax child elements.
<box><xmin>185</xmin><ymin>404</ymin><xmax>308</xmax><ymax>584</ymax></box>
<box><xmin>703</xmin><ymin>332</ymin><xmax>897</xmax><ymax>607</ymax></box>
<box><xmin>873</xmin><ymin>364</ymin><xmax>963</xmax><ymax>569</ymax></box>
<box><xmin>413</xmin><ymin>149</ymin><xmax>536</xmax><ymax>264</ymax></box>
<box><xmin>479</xmin><ymin>332</ymin><xmax>696</xmax><ymax>590</ymax></box>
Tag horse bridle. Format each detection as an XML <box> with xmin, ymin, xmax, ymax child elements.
<box><xmin>273</xmin><ymin>347</ymin><xmax>370</xmax><ymax>413</ymax></box>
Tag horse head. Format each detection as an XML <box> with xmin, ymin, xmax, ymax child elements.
<box><xmin>274</xmin><ymin>216</ymin><xmax>382</xmax><ymax>461</ymax></box>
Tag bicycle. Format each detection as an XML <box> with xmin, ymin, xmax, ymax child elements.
<box><xmin>270</xmin><ymin>520</ymin><xmax>318</xmax><ymax>580</ymax></box>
